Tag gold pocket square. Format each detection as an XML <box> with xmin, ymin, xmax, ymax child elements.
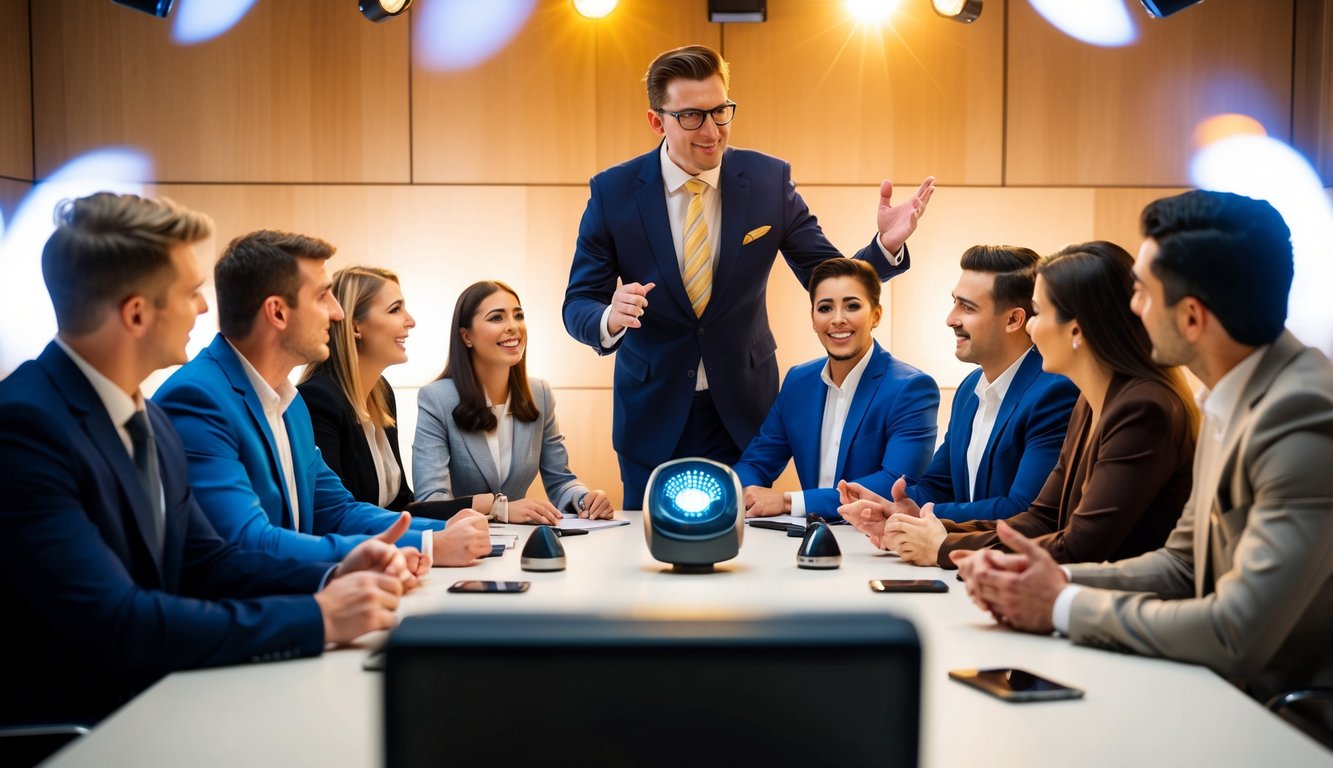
<box><xmin>742</xmin><ymin>225</ymin><xmax>772</xmax><ymax>245</ymax></box>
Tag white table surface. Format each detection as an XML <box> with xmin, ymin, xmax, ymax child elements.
<box><xmin>43</xmin><ymin>515</ymin><xmax>1332</xmax><ymax>767</ymax></box>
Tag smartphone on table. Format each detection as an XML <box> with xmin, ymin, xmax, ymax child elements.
<box><xmin>948</xmin><ymin>668</ymin><xmax>1084</xmax><ymax>702</ymax></box>
<box><xmin>869</xmin><ymin>579</ymin><xmax>949</xmax><ymax>593</ymax></box>
<box><xmin>447</xmin><ymin>580</ymin><xmax>530</xmax><ymax>593</ymax></box>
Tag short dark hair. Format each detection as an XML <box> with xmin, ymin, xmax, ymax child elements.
<box><xmin>215</xmin><ymin>230</ymin><xmax>335</xmax><ymax>339</ymax></box>
<box><xmin>1141</xmin><ymin>190</ymin><xmax>1292</xmax><ymax>346</ymax></box>
<box><xmin>438</xmin><ymin>280</ymin><xmax>539</xmax><ymax>432</ymax></box>
<box><xmin>807</xmin><ymin>258</ymin><xmax>882</xmax><ymax>307</ymax></box>
<box><xmin>644</xmin><ymin>45</ymin><xmax>730</xmax><ymax>111</ymax></box>
<box><xmin>959</xmin><ymin>245</ymin><xmax>1040</xmax><ymax>316</ymax></box>
<box><xmin>41</xmin><ymin>192</ymin><xmax>212</xmax><ymax>335</ymax></box>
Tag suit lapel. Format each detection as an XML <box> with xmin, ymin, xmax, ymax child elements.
<box><xmin>41</xmin><ymin>344</ymin><xmax>165</xmax><ymax>581</ymax></box>
<box><xmin>977</xmin><ymin>350</ymin><xmax>1041</xmax><ymax>494</ymax></box>
<box><xmin>635</xmin><ymin>148</ymin><xmax>693</xmax><ymax>317</ymax></box>
<box><xmin>704</xmin><ymin>152</ymin><xmax>751</xmax><ymax>322</ymax></box>
<box><xmin>511</xmin><ymin>412</ymin><xmax>538</xmax><ymax>490</ymax></box>
<box><xmin>951</xmin><ymin>372</ymin><xmax>981</xmax><ymax>499</ymax></box>
<box><xmin>209</xmin><ymin>336</ymin><xmax>298</xmax><ymax>529</ymax></box>
<box><xmin>835</xmin><ymin>345</ymin><xmax>889</xmax><ymax>479</ymax></box>
<box><xmin>460</xmin><ymin>429</ymin><xmax>501</xmax><ymax>489</ymax></box>
<box><xmin>789</xmin><ymin>365</ymin><xmax>825</xmax><ymax>485</ymax></box>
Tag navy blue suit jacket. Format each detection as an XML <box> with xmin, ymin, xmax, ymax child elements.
<box><xmin>563</xmin><ymin>146</ymin><xmax>908</xmax><ymax>467</ymax></box>
<box><xmin>732</xmin><ymin>343</ymin><xmax>939</xmax><ymax>518</ymax></box>
<box><xmin>906</xmin><ymin>349</ymin><xmax>1078</xmax><ymax>522</ymax></box>
<box><xmin>0</xmin><ymin>343</ymin><xmax>328</xmax><ymax>724</ymax></box>
<box><xmin>153</xmin><ymin>334</ymin><xmax>443</xmax><ymax>562</ymax></box>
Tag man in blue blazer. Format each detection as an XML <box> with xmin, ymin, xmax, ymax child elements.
<box><xmin>1</xmin><ymin>194</ymin><xmax>411</xmax><ymax>726</ymax></box>
<box><xmin>155</xmin><ymin>231</ymin><xmax>492</xmax><ymax>566</ymax></box>
<box><xmin>840</xmin><ymin>246</ymin><xmax>1078</xmax><ymax>530</ymax></box>
<box><xmin>563</xmin><ymin>44</ymin><xmax>936</xmax><ymax>509</ymax></box>
<box><xmin>732</xmin><ymin>259</ymin><xmax>938</xmax><ymax>519</ymax></box>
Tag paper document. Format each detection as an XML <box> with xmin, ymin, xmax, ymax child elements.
<box><xmin>558</xmin><ymin>514</ymin><xmax>630</xmax><ymax>532</ymax></box>
<box><xmin>745</xmin><ymin>514</ymin><xmax>807</xmax><ymax>528</ymax></box>
<box><xmin>490</xmin><ymin>533</ymin><xmax>519</xmax><ymax>549</ymax></box>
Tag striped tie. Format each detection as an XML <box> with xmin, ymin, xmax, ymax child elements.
<box><xmin>682</xmin><ymin>179</ymin><xmax>713</xmax><ymax>317</ymax></box>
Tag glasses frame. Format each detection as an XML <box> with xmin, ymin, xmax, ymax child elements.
<box><xmin>654</xmin><ymin>101</ymin><xmax>738</xmax><ymax>131</ymax></box>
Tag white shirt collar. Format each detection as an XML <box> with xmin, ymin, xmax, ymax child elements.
<box><xmin>54</xmin><ymin>336</ymin><xmax>142</xmax><ymax>429</ymax></box>
<box><xmin>974</xmin><ymin>346</ymin><xmax>1032</xmax><ymax>403</ymax></box>
<box><xmin>820</xmin><ymin>343</ymin><xmax>876</xmax><ymax>395</ymax></box>
<box><xmin>659</xmin><ymin>141</ymin><xmax>723</xmax><ymax>195</ymax></box>
<box><xmin>1199</xmin><ymin>346</ymin><xmax>1267</xmax><ymax>437</ymax></box>
<box><xmin>226</xmin><ymin>339</ymin><xmax>297</xmax><ymax>414</ymax></box>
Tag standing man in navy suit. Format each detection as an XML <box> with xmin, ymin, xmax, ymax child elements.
<box><xmin>564</xmin><ymin>44</ymin><xmax>936</xmax><ymax>509</ymax></box>
<box><xmin>0</xmin><ymin>193</ymin><xmax>413</xmax><ymax>727</ymax></box>
<box><xmin>838</xmin><ymin>245</ymin><xmax>1078</xmax><ymax>538</ymax></box>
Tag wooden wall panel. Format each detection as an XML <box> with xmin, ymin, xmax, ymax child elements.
<box><xmin>1294</xmin><ymin>0</ymin><xmax>1333</xmax><ymax>184</ymax></box>
<box><xmin>725</xmin><ymin>0</ymin><xmax>1005</xmax><ymax>186</ymax></box>
<box><xmin>31</xmin><ymin>0</ymin><xmax>410</xmax><ymax>183</ymax></box>
<box><xmin>1007</xmin><ymin>0</ymin><xmax>1293</xmax><ymax>186</ymax></box>
<box><xmin>0</xmin><ymin>0</ymin><xmax>32</xmax><ymax>180</ymax></box>
<box><xmin>592</xmin><ymin>0</ymin><xmax>721</xmax><ymax>173</ymax></box>
<box><xmin>0</xmin><ymin>179</ymin><xmax>28</xmax><ymax>227</ymax></box>
<box><xmin>1092</xmin><ymin>187</ymin><xmax>1189</xmax><ymax>256</ymax></box>
<box><xmin>412</xmin><ymin>0</ymin><xmax>598</xmax><ymax>184</ymax></box>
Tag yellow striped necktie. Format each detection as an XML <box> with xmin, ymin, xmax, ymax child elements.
<box><xmin>682</xmin><ymin>178</ymin><xmax>713</xmax><ymax>317</ymax></box>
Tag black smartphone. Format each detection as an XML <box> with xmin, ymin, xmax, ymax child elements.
<box><xmin>748</xmin><ymin>520</ymin><xmax>795</xmax><ymax>532</ymax></box>
<box><xmin>447</xmin><ymin>580</ymin><xmax>531</xmax><ymax>593</ymax></box>
<box><xmin>554</xmin><ymin>528</ymin><xmax>588</xmax><ymax>537</ymax></box>
<box><xmin>481</xmin><ymin>543</ymin><xmax>506</xmax><ymax>558</ymax></box>
<box><xmin>948</xmin><ymin>668</ymin><xmax>1084</xmax><ymax>702</ymax></box>
<box><xmin>869</xmin><ymin>579</ymin><xmax>949</xmax><ymax>593</ymax></box>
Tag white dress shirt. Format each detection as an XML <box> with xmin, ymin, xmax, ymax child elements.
<box><xmin>229</xmin><ymin>341</ymin><xmax>301</xmax><ymax>532</ymax></box>
<box><xmin>965</xmin><ymin>348</ymin><xmax>1031</xmax><ymax>501</ymax></box>
<box><xmin>1051</xmin><ymin>347</ymin><xmax>1267</xmax><ymax>634</ymax></box>
<box><xmin>483</xmin><ymin>394</ymin><xmax>514</xmax><ymax>486</ymax></box>
<box><xmin>360</xmin><ymin>418</ymin><xmax>403</xmax><ymax>508</ymax></box>
<box><xmin>599</xmin><ymin>143</ymin><xmax>905</xmax><ymax>393</ymax></box>
<box><xmin>788</xmin><ymin>348</ymin><xmax>875</xmax><ymax>517</ymax></box>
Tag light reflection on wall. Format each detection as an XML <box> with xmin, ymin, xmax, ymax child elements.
<box><xmin>1028</xmin><ymin>0</ymin><xmax>1138</xmax><ymax>47</ymax></box>
<box><xmin>0</xmin><ymin>149</ymin><xmax>152</xmax><ymax>376</ymax></box>
<box><xmin>171</xmin><ymin>0</ymin><xmax>259</xmax><ymax>45</ymax></box>
<box><xmin>414</xmin><ymin>0</ymin><xmax>537</xmax><ymax>71</ymax></box>
<box><xmin>1190</xmin><ymin>117</ymin><xmax>1333</xmax><ymax>355</ymax></box>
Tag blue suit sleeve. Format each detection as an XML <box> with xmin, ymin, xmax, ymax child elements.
<box><xmin>806</xmin><ymin>372</ymin><xmax>940</xmax><ymax>518</ymax></box>
<box><xmin>155</xmin><ymin>380</ymin><xmax>368</xmax><ymax>561</ymax></box>
<box><xmin>564</xmin><ymin>175</ymin><xmax>621</xmax><ymax>354</ymax></box>
<box><xmin>732</xmin><ymin>375</ymin><xmax>795</xmax><ymax>488</ymax></box>
<box><xmin>305</xmin><ymin>447</ymin><xmax>444</xmax><ymax>540</ymax></box>
<box><xmin>929</xmin><ymin>376</ymin><xmax>1079</xmax><ymax>523</ymax></box>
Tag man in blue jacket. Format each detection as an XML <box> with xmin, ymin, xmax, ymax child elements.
<box><xmin>0</xmin><ymin>193</ymin><xmax>413</xmax><ymax>727</ymax></box>
<box><xmin>840</xmin><ymin>245</ymin><xmax>1078</xmax><ymax>532</ymax></box>
<box><xmin>563</xmin><ymin>44</ymin><xmax>936</xmax><ymax>509</ymax></box>
<box><xmin>155</xmin><ymin>230</ymin><xmax>492</xmax><ymax>566</ymax></box>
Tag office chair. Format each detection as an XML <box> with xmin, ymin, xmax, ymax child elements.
<box><xmin>1266</xmin><ymin>688</ymin><xmax>1333</xmax><ymax>750</ymax></box>
<box><xmin>0</xmin><ymin>724</ymin><xmax>91</xmax><ymax>767</ymax></box>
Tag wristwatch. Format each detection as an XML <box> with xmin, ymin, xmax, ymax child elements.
<box><xmin>577</xmin><ymin>494</ymin><xmax>587</xmax><ymax>513</ymax></box>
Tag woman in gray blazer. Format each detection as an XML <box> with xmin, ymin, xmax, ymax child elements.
<box><xmin>413</xmin><ymin>280</ymin><xmax>614</xmax><ymax>523</ymax></box>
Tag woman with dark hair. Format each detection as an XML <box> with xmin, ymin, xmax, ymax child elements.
<box><xmin>413</xmin><ymin>280</ymin><xmax>613</xmax><ymax>522</ymax></box>
<box><xmin>733</xmin><ymin>258</ymin><xmax>939</xmax><ymax>518</ymax></box>
<box><xmin>852</xmin><ymin>241</ymin><xmax>1198</xmax><ymax>567</ymax></box>
<box><xmin>297</xmin><ymin>266</ymin><xmax>485</xmax><ymax>518</ymax></box>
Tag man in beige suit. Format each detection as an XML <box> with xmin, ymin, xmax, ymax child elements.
<box><xmin>953</xmin><ymin>190</ymin><xmax>1333</xmax><ymax>712</ymax></box>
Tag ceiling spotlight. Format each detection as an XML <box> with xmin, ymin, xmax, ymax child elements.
<box><xmin>111</xmin><ymin>0</ymin><xmax>174</xmax><ymax>17</ymax></box>
<box><xmin>1140</xmin><ymin>0</ymin><xmax>1204</xmax><ymax>18</ymax></box>
<box><xmin>708</xmin><ymin>0</ymin><xmax>766</xmax><ymax>23</ymax></box>
<box><xmin>360</xmin><ymin>0</ymin><xmax>412</xmax><ymax>23</ymax></box>
<box><xmin>932</xmin><ymin>0</ymin><xmax>981</xmax><ymax>23</ymax></box>
<box><xmin>573</xmin><ymin>0</ymin><xmax>618</xmax><ymax>19</ymax></box>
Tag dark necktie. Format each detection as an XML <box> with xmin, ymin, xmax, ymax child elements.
<box><xmin>125</xmin><ymin>410</ymin><xmax>165</xmax><ymax>557</ymax></box>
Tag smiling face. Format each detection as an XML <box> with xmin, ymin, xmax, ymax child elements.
<box><xmin>812</xmin><ymin>275</ymin><xmax>882</xmax><ymax>364</ymax></box>
<box><xmin>1026</xmin><ymin>275</ymin><xmax>1078</xmax><ymax>376</ymax></box>
<box><xmin>460</xmin><ymin>289</ymin><xmax>525</xmax><ymax>370</ymax></box>
<box><xmin>1131</xmin><ymin>238</ymin><xmax>1193</xmax><ymax>367</ymax></box>
<box><xmin>355</xmin><ymin>278</ymin><xmax>415</xmax><ymax>371</ymax></box>
<box><xmin>946</xmin><ymin>269</ymin><xmax>1014</xmax><ymax>369</ymax></box>
<box><xmin>647</xmin><ymin>75</ymin><xmax>730</xmax><ymax>175</ymax></box>
<box><xmin>144</xmin><ymin>241</ymin><xmax>208</xmax><ymax>369</ymax></box>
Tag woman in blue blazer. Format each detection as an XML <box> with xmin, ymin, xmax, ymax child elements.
<box><xmin>413</xmin><ymin>280</ymin><xmax>615</xmax><ymax>522</ymax></box>
<box><xmin>733</xmin><ymin>259</ymin><xmax>940</xmax><ymax>519</ymax></box>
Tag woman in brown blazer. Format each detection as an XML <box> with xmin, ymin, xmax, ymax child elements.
<box><xmin>860</xmin><ymin>241</ymin><xmax>1198</xmax><ymax>567</ymax></box>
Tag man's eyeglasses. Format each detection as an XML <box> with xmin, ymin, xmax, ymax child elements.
<box><xmin>655</xmin><ymin>102</ymin><xmax>738</xmax><ymax>131</ymax></box>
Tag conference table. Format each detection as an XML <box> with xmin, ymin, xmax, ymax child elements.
<box><xmin>43</xmin><ymin>515</ymin><xmax>1329</xmax><ymax>767</ymax></box>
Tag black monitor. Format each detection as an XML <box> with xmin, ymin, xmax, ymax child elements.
<box><xmin>385</xmin><ymin>611</ymin><xmax>920</xmax><ymax>767</ymax></box>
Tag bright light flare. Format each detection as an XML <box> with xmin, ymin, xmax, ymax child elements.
<box><xmin>415</xmin><ymin>0</ymin><xmax>537</xmax><ymax>71</ymax></box>
<box><xmin>1028</xmin><ymin>0</ymin><xmax>1138</xmax><ymax>47</ymax></box>
<box><xmin>572</xmin><ymin>0</ymin><xmax>617</xmax><ymax>19</ymax></box>
<box><xmin>171</xmin><ymin>0</ymin><xmax>258</xmax><ymax>45</ymax></box>
<box><xmin>1190</xmin><ymin>121</ymin><xmax>1333</xmax><ymax>356</ymax></box>
<box><xmin>845</xmin><ymin>0</ymin><xmax>902</xmax><ymax>25</ymax></box>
